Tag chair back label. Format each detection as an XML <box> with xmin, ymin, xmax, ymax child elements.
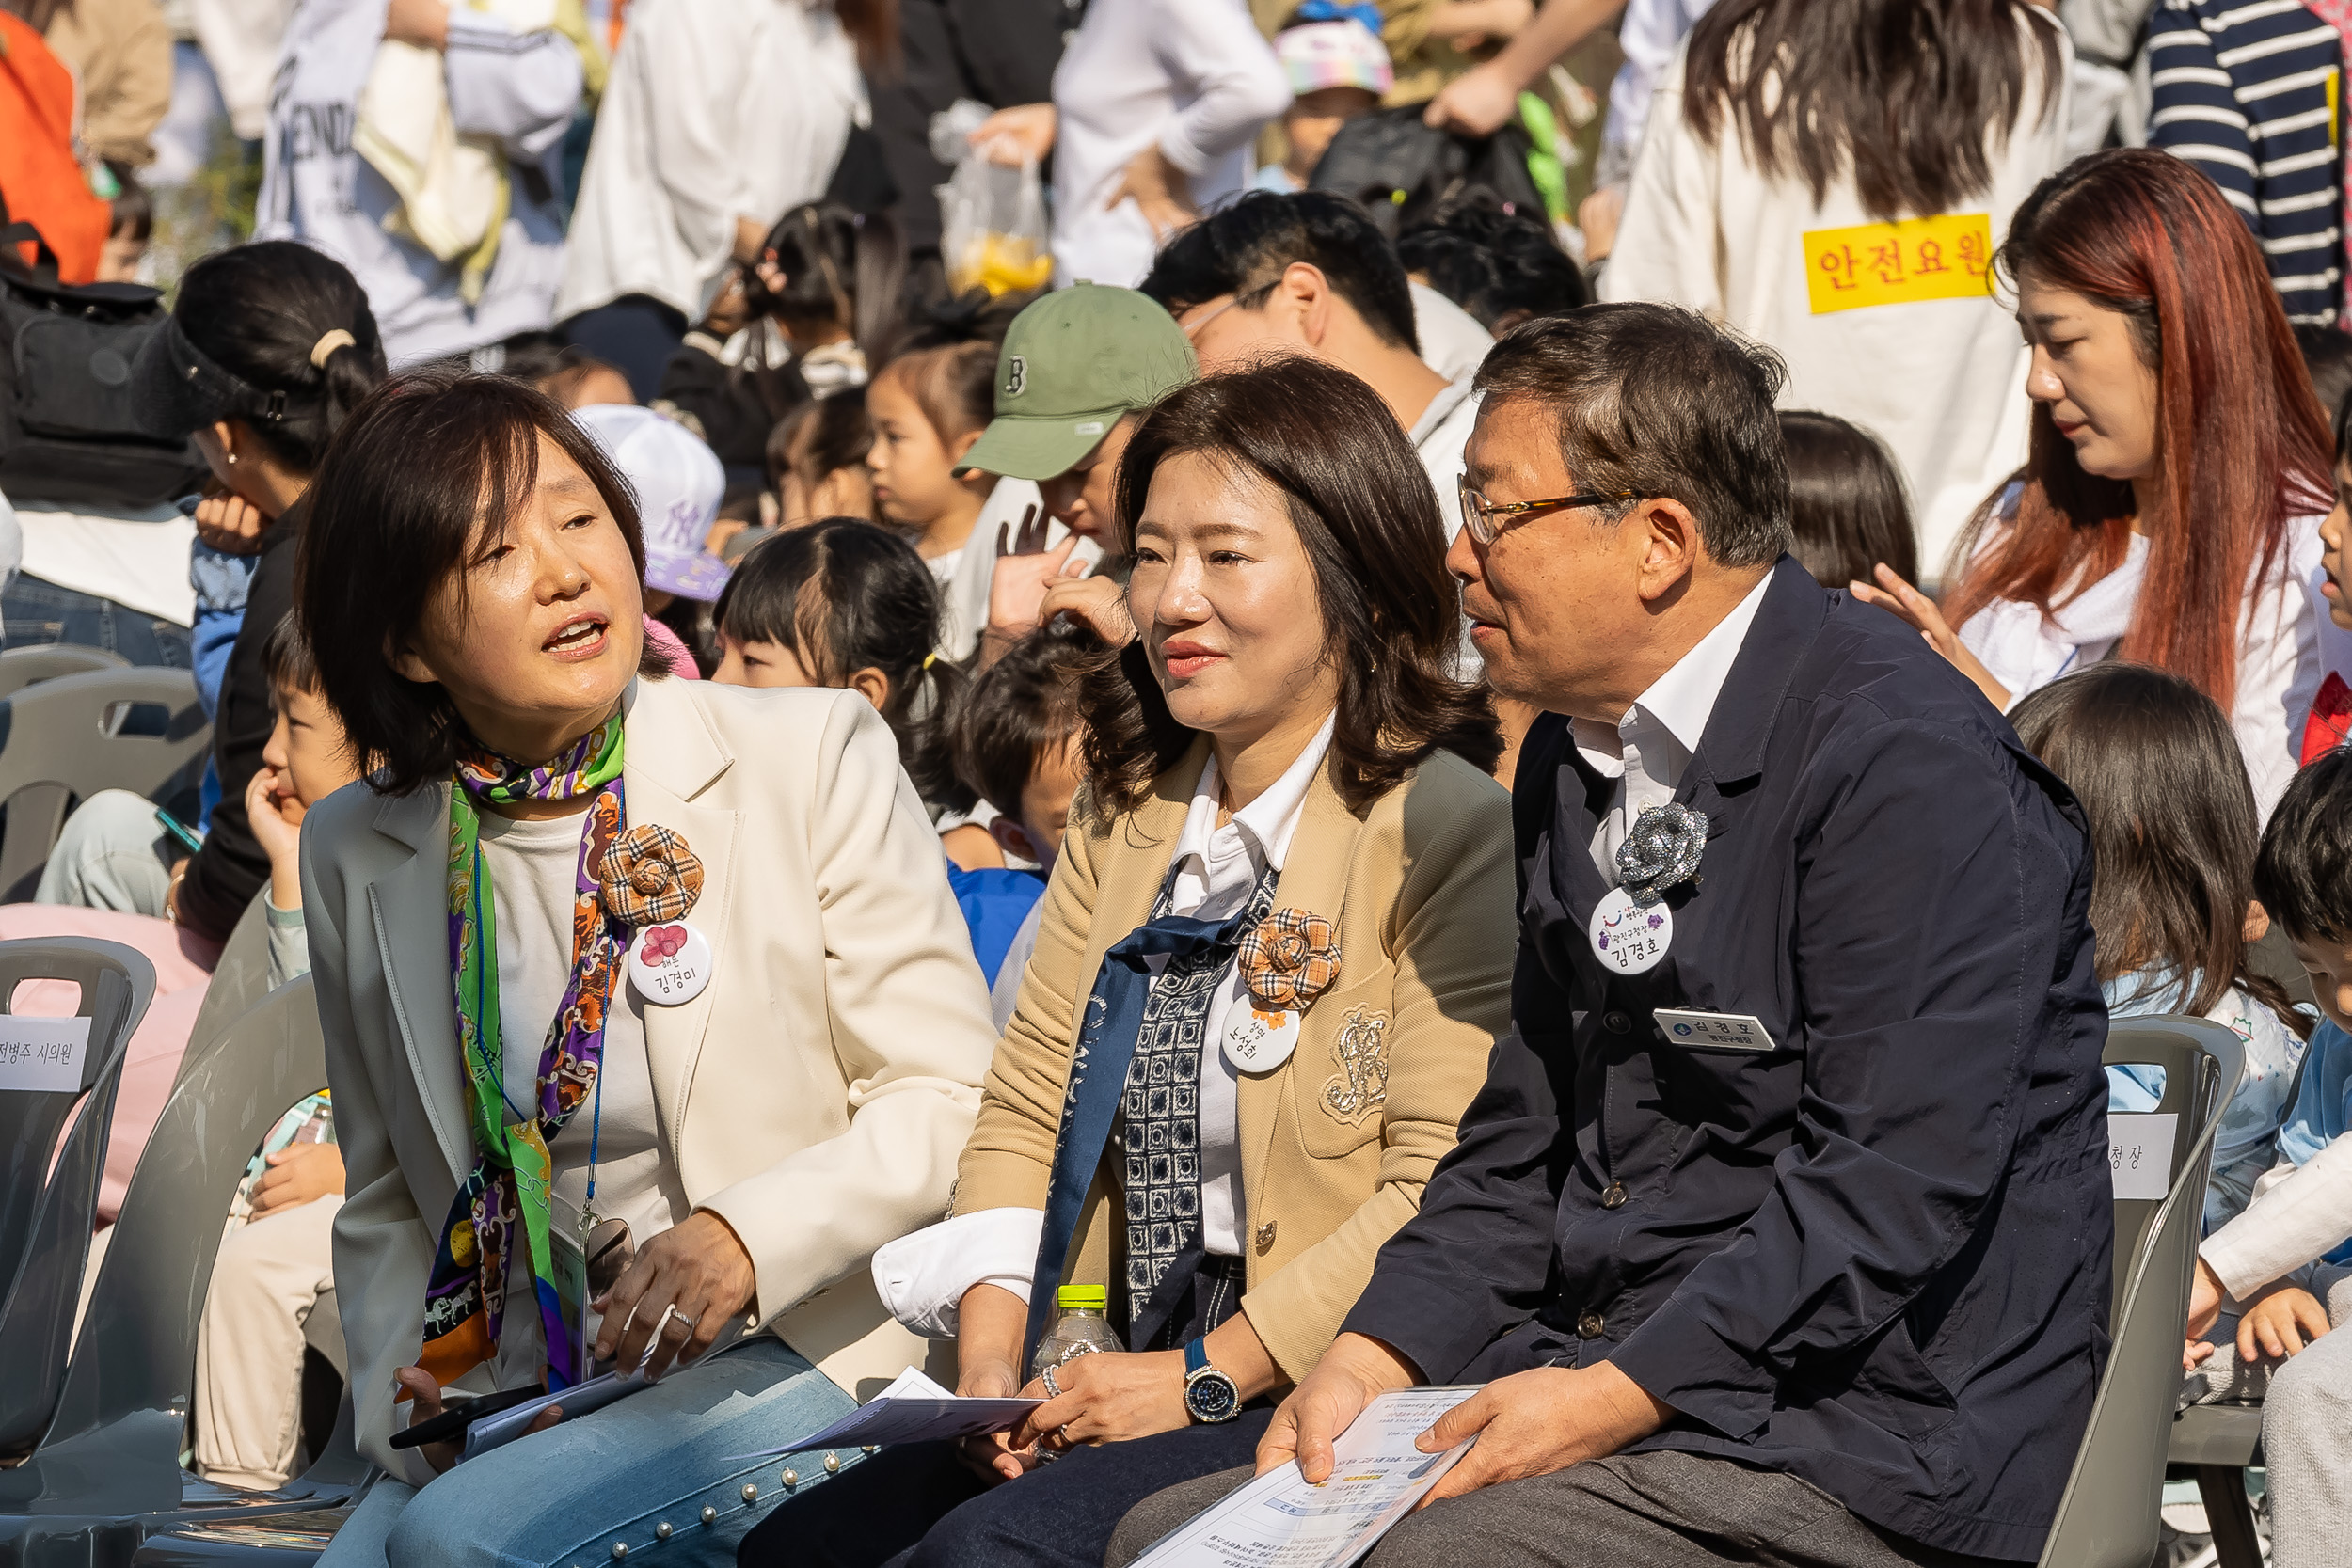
<box><xmin>2108</xmin><ymin>1113</ymin><xmax>2177</xmax><ymax>1201</ymax></box>
<box><xmin>0</xmin><ymin>1012</ymin><xmax>90</xmax><ymax>1092</ymax></box>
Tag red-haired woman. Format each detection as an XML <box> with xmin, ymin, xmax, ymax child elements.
<box><xmin>1855</xmin><ymin>148</ymin><xmax>2329</xmax><ymax>817</ymax></box>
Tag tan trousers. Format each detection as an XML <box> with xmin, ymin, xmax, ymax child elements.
<box><xmin>193</xmin><ymin>1194</ymin><xmax>342</xmax><ymax>1490</ymax></box>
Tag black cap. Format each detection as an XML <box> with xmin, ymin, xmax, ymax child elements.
<box><xmin>125</xmin><ymin>315</ymin><xmax>284</xmax><ymax>439</ymax></box>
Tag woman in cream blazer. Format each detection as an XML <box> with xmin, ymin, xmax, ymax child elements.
<box><xmin>294</xmin><ymin>372</ymin><xmax>997</xmax><ymax>1568</ymax></box>
<box><xmin>743</xmin><ymin>358</ymin><xmax>1518</xmax><ymax>1568</ymax></box>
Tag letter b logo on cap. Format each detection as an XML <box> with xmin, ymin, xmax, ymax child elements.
<box><xmin>1004</xmin><ymin>356</ymin><xmax>1026</xmax><ymax>398</ymax></box>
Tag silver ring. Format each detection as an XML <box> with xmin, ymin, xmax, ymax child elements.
<box><xmin>662</xmin><ymin>1307</ymin><xmax>696</xmax><ymax>1337</ymax></box>
<box><xmin>1041</xmin><ymin>1364</ymin><xmax>1062</xmax><ymax>1399</ymax></box>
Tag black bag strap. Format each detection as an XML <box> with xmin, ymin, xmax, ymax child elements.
<box><xmin>0</xmin><ymin>184</ymin><xmax>66</xmax><ymax>288</ymax></box>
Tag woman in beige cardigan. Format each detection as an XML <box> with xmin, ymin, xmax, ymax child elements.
<box><xmin>740</xmin><ymin>356</ymin><xmax>1518</xmax><ymax>1568</ymax></box>
<box><xmin>294</xmin><ymin>371</ymin><xmax>999</xmax><ymax>1568</ymax></box>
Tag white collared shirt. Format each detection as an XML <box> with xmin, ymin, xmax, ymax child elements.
<box><xmin>1570</xmin><ymin>574</ymin><xmax>1772</xmax><ymax>881</ymax></box>
<box><xmin>869</xmin><ymin>714</ymin><xmax>1338</xmax><ymax>1338</ymax></box>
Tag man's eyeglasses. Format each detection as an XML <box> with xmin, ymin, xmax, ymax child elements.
<box><xmin>1458</xmin><ymin>477</ymin><xmax>1642</xmax><ymax>546</ymax></box>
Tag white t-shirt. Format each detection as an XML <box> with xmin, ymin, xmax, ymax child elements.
<box><xmin>9</xmin><ymin>501</ymin><xmax>195</xmax><ymax>626</ymax></box>
<box><xmin>1599</xmin><ymin>13</ymin><xmax>2072</xmax><ymax>575</ymax></box>
<box><xmin>556</xmin><ymin>0</ymin><xmax>866</xmax><ymax>324</ymax></box>
<box><xmin>1048</xmin><ymin>0</ymin><xmax>1290</xmax><ymax>288</ymax></box>
<box><xmin>475</xmin><ymin>809</ymin><xmax>689</xmax><ymax>1388</ymax></box>
<box><xmin>1410</xmin><ymin>282</ymin><xmax>1495</xmax><ymax>387</ymax></box>
<box><xmin>1411</xmin><ymin>376</ymin><xmax>1479</xmax><ymax>544</ymax></box>
<box><xmin>258</xmin><ymin>0</ymin><xmax>583</xmax><ymax>364</ymax></box>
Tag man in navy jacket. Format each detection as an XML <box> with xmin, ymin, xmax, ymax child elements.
<box><xmin>1204</xmin><ymin>306</ymin><xmax>2112</xmax><ymax>1568</ymax></box>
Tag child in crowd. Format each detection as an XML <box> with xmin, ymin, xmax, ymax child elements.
<box><xmin>771</xmin><ymin>386</ymin><xmax>878</xmax><ymax>530</ymax></box>
<box><xmin>947</xmin><ymin>618</ymin><xmax>1097</xmax><ymax>1025</ymax></box>
<box><xmin>1252</xmin><ymin>8</ymin><xmax>1392</xmax><ymax>193</ymax></box>
<box><xmin>708</xmin><ymin>520</ymin><xmax>996</xmax><ymax>867</ymax></box>
<box><xmin>2010</xmin><ymin>663</ymin><xmax>2310</xmax><ymax>1231</ymax></box>
<box><xmin>866</xmin><ymin>340</ymin><xmax>999</xmax><ymax>582</ymax></box>
<box><xmin>1396</xmin><ymin>195</ymin><xmax>1589</xmax><ymax>335</ymax></box>
<box><xmin>2181</xmin><ymin>747</ymin><xmax>2352</xmax><ymax>1568</ymax></box>
<box><xmin>194</xmin><ymin>612</ymin><xmax>368</xmax><ymax>1491</ymax></box>
<box><xmin>660</xmin><ymin>201</ymin><xmax>905</xmax><ymax>477</ymax></box>
<box><xmin>481</xmin><ymin>329</ymin><xmax>636</xmax><ymax>410</ymax></box>
<box><xmin>1780</xmin><ymin>409</ymin><xmax>1920</xmax><ymax>593</ymax></box>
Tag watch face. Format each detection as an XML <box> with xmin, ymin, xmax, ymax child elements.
<box><xmin>1185</xmin><ymin>1368</ymin><xmax>1241</xmax><ymax>1423</ymax></box>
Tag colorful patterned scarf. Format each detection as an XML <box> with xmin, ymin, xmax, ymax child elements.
<box><xmin>419</xmin><ymin>716</ymin><xmax>628</xmax><ymax>1392</ymax></box>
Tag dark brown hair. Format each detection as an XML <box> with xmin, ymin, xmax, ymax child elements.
<box><xmin>1083</xmin><ymin>357</ymin><xmax>1500</xmax><ymax>818</ymax></box>
<box><xmin>1779</xmin><ymin>410</ymin><xmax>1916</xmax><ymax>589</ymax></box>
<box><xmin>873</xmin><ymin>340</ymin><xmax>996</xmax><ymax>447</ymax></box>
<box><xmin>1476</xmin><ymin>305</ymin><xmax>1793</xmax><ymax>567</ymax></box>
<box><xmin>297</xmin><ymin>370</ymin><xmax>666</xmax><ymax>795</ymax></box>
<box><xmin>956</xmin><ymin>618</ymin><xmax>1096</xmax><ymax>823</ymax></box>
<box><xmin>1685</xmin><ymin>0</ymin><xmax>2062</xmax><ymax>223</ymax></box>
<box><xmin>2010</xmin><ymin>662</ymin><xmax>2303</xmax><ymax>1032</ymax></box>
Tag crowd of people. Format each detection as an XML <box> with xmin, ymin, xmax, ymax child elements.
<box><xmin>14</xmin><ymin>1</ymin><xmax>2352</xmax><ymax>1567</ymax></box>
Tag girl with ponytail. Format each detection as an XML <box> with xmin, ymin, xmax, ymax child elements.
<box><xmin>55</xmin><ymin>238</ymin><xmax>393</xmax><ymax>942</ymax></box>
<box><xmin>657</xmin><ymin>200</ymin><xmax>908</xmax><ymax>476</ymax></box>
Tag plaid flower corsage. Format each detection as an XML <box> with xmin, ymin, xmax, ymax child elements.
<box><xmin>597</xmin><ymin>824</ymin><xmax>706</xmax><ymax>927</ymax></box>
<box><xmin>1238</xmin><ymin>908</ymin><xmax>1341</xmax><ymax>1011</ymax></box>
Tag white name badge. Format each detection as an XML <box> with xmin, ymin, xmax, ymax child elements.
<box><xmin>1589</xmin><ymin>887</ymin><xmax>1671</xmax><ymax>974</ymax></box>
<box><xmin>1653</xmin><ymin>1008</ymin><xmax>1777</xmax><ymax>1053</ymax></box>
<box><xmin>627</xmin><ymin>921</ymin><xmax>713</xmax><ymax>1006</ymax></box>
<box><xmin>1224</xmin><ymin>1006</ymin><xmax>1301</xmax><ymax>1072</ymax></box>
<box><xmin>0</xmin><ymin>1015</ymin><xmax>92</xmax><ymax>1092</ymax></box>
<box><xmin>2108</xmin><ymin>1112</ymin><xmax>2177</xmax><ymax>1201</ymax></box>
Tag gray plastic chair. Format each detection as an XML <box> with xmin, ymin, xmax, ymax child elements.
<box><xmin>0</xmin><ymin>665</ymin><xmax>210</xmax><ymax>900</ymax></box>
<box><xmin>2034</xmin><ymin>1016</ymin><xmax>2243</xmax><ymax>1568</ymax></box>
<box><xmin>0</xmin><ymin>975</ymin><xmax>374</xmax><ymax>1565</ymax></box>
<box><xmin>0</xmin><ymin>939</ymin><xmax>156</xmax><ymax>1460</ymax></box>
<box><xmin>0</xmin><ymin>644</ymin><xmax>129</xmax><ymax>699</ymax></box>
<box><xmin>172</xmin><ymin>894</ymin><xmax>276</xmax><ymax>1093</ymax></box>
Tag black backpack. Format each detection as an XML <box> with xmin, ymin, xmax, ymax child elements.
<box><xmin>1308</xmin><ymin>105</ymin><xmax>1549</xmax><ymax>242</ymax></box>
<box><xmin>0</xmin><ymin>218</ymin><xmax>205</xmax><ymax>509</ymax></box>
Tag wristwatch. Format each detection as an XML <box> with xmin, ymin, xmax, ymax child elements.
<box><xmin>1183</xmin><ymin>1337</ymin><xmax>1241</xmax><ymax>1423</ymax></box>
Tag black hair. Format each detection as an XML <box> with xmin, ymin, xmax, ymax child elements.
<box><xmin>712</xmin><ymin>519</ymin><xmax>971</xmax><ymax>810</ymax></box>
<box><xmin>478</xmin><ymin>328</ymin><xmax>629</xmax><ymax>405</ymax></box>
<box><xmin>955</xmin><ymin>618</ymin><xmax>1097</xmax><ymax>823</ymax></box>
<box><xmin>1686</xmin><ymin>0</ymin><xmax>2063</xmax><ymax>224</ymax></box>
<box><xmin>2257</xmin><ymin>746</ymin><xmax>2352</xmax><ymax>945</ymax></box>
<box><xmin>769</xmin><ymin>386</ymin><xmax>875</xmax><ymax>491</ymax></box>
<box><xmin>173</xmin><ymin>241</ymin><xmax>389</xmax><ymax>472</ymax></box>
<box><xmin>1395</xmin><ymin>195</ymin><xmax>1588</xmax><ymax>332</ymax></box>
<box><xmin>2296</xmin><ymin>322</ymin><xmax>2352</xmax><ymax>437</ymax></box>
<box><xmin>260</xmin><ymin>610</ymin><xmax>319</xmax><ymax>694</ymax></box>
<box><xmin>1139</xmin><ymin>190</ymin><xmax>1421</xmax><ymax>354</ymax></box>
<box><xmin>1778</xmin><ymin>410</ymin><xmax>1916</xmax><ymax>589</ymax></box>
<box><xmin>104</xmin><ymin>161</ymin><xmax>152</xmax><ymax>244</ymax></box>
<box><xmin>1474</xmin><ymin>305</ymin><xmax>1793</xmax><ymax>568</ymax></box>
<box><xmin>298</xmin><ymin>370</ymin><xmax>669</xmax><ymax>795</ymax></box>
<box><xmin>2011</xmin><ymin>663</ymin><xmax>2304</xmax><ymax>1033</ymax></box>
<box><xmin>745</xmin><ymin>203</ymin><xmax>907</xmax><ymax>365</ymax></box>
<box><xmin>874</xmin><ymin>341</ymin><xmax>997</xmax><ymax>447</ymax></box>
<box><xmin>1087</xmin><ymin>356</ymin><xmax>1500</xmax><ymax>818</ymax></box>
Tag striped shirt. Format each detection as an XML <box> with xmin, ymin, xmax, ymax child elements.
<box><xmin>2148</xmin><ymin>0</ymin><xmax>2344</xmax><ymax>322</ymax></box>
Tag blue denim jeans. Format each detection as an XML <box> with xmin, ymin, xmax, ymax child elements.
<box><xmin>320</xmin><ymin>1338</ymin><xmax>864</xmax><ymax>1568</ymax></box>
<box><xmin>1</xmin><ymin>575</ymin><xmax>191</xmax><ymax>669</ymax></box>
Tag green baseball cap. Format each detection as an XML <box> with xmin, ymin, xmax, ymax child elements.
<box><xmin>955</xmin><ymin>282</ymin><xmax>1197</xmax><ymax>482</ymax></box>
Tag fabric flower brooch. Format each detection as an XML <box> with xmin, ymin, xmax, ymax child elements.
<box><xmin>596</xmin><ymin>824</ymin><xmax>706</xmax><ymax>927</ymax></box>
<box><xmin>1238</xmin><ymin>907</ymin><xmax>1342</xmax><ymax>1012</ymax></box>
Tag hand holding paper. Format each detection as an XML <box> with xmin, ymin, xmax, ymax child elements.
<box><xmin>1407</xmin><ymin>1361</ymin><xmax>1673</xmax><ymax>1509</ymax></box>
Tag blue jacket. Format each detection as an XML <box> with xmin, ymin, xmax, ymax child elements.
<box><xmin>1343</xmin><ymin>559</ymin><xmax>2112</xmax><ymax>1563</ymax></box>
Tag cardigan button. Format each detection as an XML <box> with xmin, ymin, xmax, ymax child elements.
<box><xmin>1254</xmin><ymin>1221</ymin><xmax>1278</xmax><ymax>1252</ymax></box>
<box><xmin>1576</xmin><ymin>1311</ymin><xmax>1606</xmax><ymax>1339</ymax></box>
<box><xmin>1600</xmin><ymin>1182</ymin><xmax>1628</xmax><ymax>1210</ymax></box>
<box><xmin>1602</xmin><ymin>1010</ymin><xmax>1632</xmax><ymax>1035</ymax></box>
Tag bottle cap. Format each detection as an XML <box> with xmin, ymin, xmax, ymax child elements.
<box><xmin>1056</xmin><ymin>1284</ymin><xmax>1108</xmax><ymax>1310</ymax></box>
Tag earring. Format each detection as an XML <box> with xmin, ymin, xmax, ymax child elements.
<box><xmin>226</xmin><ymin>451</ymin><xmax>237</xmax><ymax>465</ymax></box>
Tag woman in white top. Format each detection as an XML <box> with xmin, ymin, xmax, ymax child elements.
<box><xmin>555</xmin><ymin>0</ymin><xmax>889</xmax><ymax>398</ymax></box>
<box><xmin>295</xmin><ymin>371</ymin><xmax>998</xmax><ymax>1568</ymax></box>
<box><xmin>1857</xmin><ymin>149</ymin><xmax>2330</xmax><ymax>821</ymax></box>
<box><xmin>1598</xmin><ymin>0</ymin><xmax>2071</xmax><ymax>571</ymax></box>
<box><xmin>969</xmin><ymin>0</ymin><xmax>1289</xmax><ymax>289</ymax></box>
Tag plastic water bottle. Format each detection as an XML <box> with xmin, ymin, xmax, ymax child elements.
<box><xmin>1031</xmin><ymin>1284</ymin><xmax>1120</xmax><ymax>1380</ymax></box>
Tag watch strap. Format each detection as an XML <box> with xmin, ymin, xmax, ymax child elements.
<box><xmin>1184</xmin><ymin>1337</ymin><xmax>1209</xmax><ymax>1376</ymax></box>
